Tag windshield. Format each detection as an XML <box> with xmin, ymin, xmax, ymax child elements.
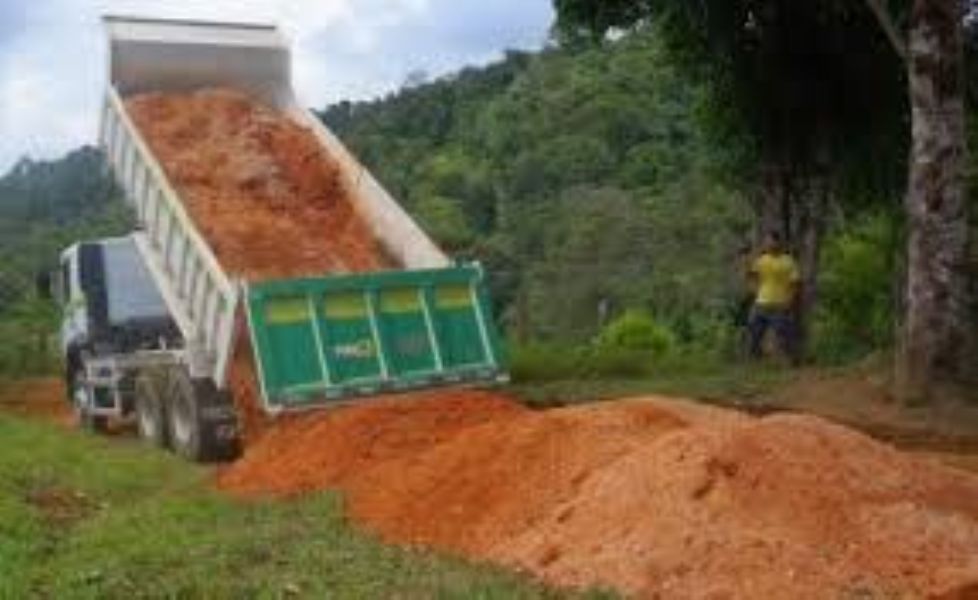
<box><xmin>102</xmin><ymin>239</ymin><xmax>170</xmax><ymax>324</ymax></box>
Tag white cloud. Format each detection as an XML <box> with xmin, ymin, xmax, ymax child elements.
<box><xmin>0</xmin><ymin>0</ymin><xmax>552</xmax><ymax>172</ymax></box>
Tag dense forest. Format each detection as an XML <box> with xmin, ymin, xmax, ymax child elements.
<box><xmin>0</xmin><ymin>13</ymin><xmax>974</xmax><ymax>387</ymax></box>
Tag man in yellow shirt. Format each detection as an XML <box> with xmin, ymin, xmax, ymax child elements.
<box><xmin>748</xmin><ymin>232</ymin><xmax>801</xmax><ymax>363</ymax></box>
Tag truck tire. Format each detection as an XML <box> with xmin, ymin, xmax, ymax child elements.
<box><xmin>166</xmin><ymin>369</ymin><xmax>241</xmax><ymax>463</ymax></box>
<box><xmin>134</xmin><ymin>371</ymin><xmax>169</xmax><ymax>449</ymax></box>
<box><xmin>70</xmin><ymin>367</ymin><xmax>108</xmax><ymax>434</ymax></box>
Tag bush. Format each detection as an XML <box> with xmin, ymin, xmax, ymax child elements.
<box><xmin>508</xmin><ymin>342</ymin><xmax>582</xmax><ymax>382</ymax></box>
<box><xmin>576</xmin><ymin>310</ymin><xmax>677</xmax><ymax>379</ymax></box>
<box><xmin>580</xmin><ymin>345</ymin><xmax>654</xmax><ymax>378</ymax></box>
<box><xmin>813</xmin><ymin>213</ymin><xmax>898</xmax><ymax>363</ymax></box>
<box><xmin>596</xmin><ymin>310</ymin><xmax>675</xmax><ymax>357</ymax></box>
<box><xmin>509</xmin><ymin>313</ymin><xmax>687</xmax><ymax>382</ymax></box>
<box><xmin>0</xmin><ymin>300</ymin><xmax>58</xmax><ymax>376</ymax></box>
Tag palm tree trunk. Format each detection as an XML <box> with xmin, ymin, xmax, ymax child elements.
<box><xmin>898</xmin><ymin>0</ymin><xmax>971</xmax><ymax>400</ymax></box>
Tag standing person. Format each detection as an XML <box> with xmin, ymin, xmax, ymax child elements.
<box><xmin>747</xmin><ymin>232</ymin><xmax>801</xmax><ymax>364</ymax></box>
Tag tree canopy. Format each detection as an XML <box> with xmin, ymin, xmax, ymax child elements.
<box><xmin>556</xmin><ymin>0</ymin><xmax>908</xmax><ymax>192</ymax></box>
<box><xmin>0</xmin><ymin>147</ymin><xmax>130</xmax><ymax>313</ymax></box>
<box><xmin>323</xmin><ymin>32</ymin><xmax>750</xmax><ymax>343</ymax></box>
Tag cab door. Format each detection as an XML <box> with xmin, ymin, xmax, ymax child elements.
<box><xmin>59</xmin><ymin>248</ymin><xmax>88</xmax><ymax>355</ymax></box>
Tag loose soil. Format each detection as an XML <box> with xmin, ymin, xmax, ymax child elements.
<box><xmin>126</xmin><ymin>88</ymin><xmax>393</xmax><ymax>280</ymax></box>
<box><xmin>218</xmin><ymin>392</ymin><xmax>978</xmax><ymax>599</ymax></box>
<box><xmin>765</xmin><ymin>370</ymin><xmax>978</xmax><ymax>439</ymax></box>
<box><xmin>127</xmin><ymin>88</ymin><xmax>397</xmax><ymax>443</ymax></box>
<box><xmin>24</xmin><ymin>486</ymin><xmax>98</xmax><ymax>528</ymax></box>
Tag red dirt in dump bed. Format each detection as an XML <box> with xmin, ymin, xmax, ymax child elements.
<box><xmin>217</xmin><ymin>394</ymin><xmax>978</xmax><ymax>599</ymax></box>
<box><xmin>125</xmin><ymin>88</ymin><xmax>393</xmax><ymax>281</ymax></box>
<box><xmin>126</xmin><ymin>89</ymin><xmax>397</xmax><ymax>441</ymax></box>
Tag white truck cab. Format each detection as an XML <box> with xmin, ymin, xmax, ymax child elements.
<box><xmin>56</xmin><ymin>236</ymin><xmax>183</xmax><ymax>428</ymax></box>
<box><xmin>52</xmin><ymin>237</ymin><xmax>182</xmax><ymax>422</ymax></box>
<box><xmin>58</xmin><ymin>237</ymin><xmax>177</xmax><ymax>357</ymax></box>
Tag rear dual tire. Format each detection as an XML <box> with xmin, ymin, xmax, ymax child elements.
<box><xmin>134</xmin><ymin>368</ymin><xmax>240</xmax><ymax>463</ymax></box>
<box><xmin>168</xmin><ymin>372</ymin><xmax>241</xmax><ymax>463</ymax></box>
<box><xmin>135</xmin><ymin>371</ymin><xmax>169</xmax><ymax>448</ymax></box>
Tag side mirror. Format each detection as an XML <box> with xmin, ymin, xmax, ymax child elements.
<box><xmin>34</xmin><ymin>270</ymin><xmax>52</xmax><ymax>301</ymax></box>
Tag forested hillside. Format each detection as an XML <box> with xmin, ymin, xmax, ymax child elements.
<box><xmin>0</xmin><ymin>147</ymin><xmax>128</xmax><ymax>307</ymax></box>
<box><xmin>0</xmin><ymin>147</ymin><xmax>129</xmax><ymax>372</ymax></box>
<box><xmin>322</xmin><ymin>33</ymin><xmax>752</xmax><ymax>347</ymax></box>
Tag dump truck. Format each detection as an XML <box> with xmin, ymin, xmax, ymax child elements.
<box><xmin>55</xmin><ymin>16</ymin><xmax>507</xmax><ymax>462</ymax></box>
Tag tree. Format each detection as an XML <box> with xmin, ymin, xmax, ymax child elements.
<box><xmin>403</xmin><ymin>69</ymin><xmax>431</xmax><ymax>90</ymax></box>
<box><xmin>556</xmin><ymin>0</ymin><xmax>973</xmax><ymax>395</ymax></box>
<box><xmin>896</xmin><ymin>0</ymin><xmax>971</xmax><ymax>397</ymax></box>
<box><xmin>837</xmin><ymin>0</ymin><xmax>972</xmax><ymax>396</ymax></box>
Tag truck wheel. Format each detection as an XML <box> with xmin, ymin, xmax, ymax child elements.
<box><xmin>166</xmin><ymin>370</ymin><xmax>240</xmax><ymax>463</ymax></box>
<box><xmin>135</xmin><ymin>371</ymin><xmax>169</xmax><ymax>448</ymax></box>
<box><xmin>70</xmin><ymin>367</ymin><xmax>108</xmax><ymax>434</ymax></box>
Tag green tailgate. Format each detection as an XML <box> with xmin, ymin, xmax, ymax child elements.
<box><xmin>245</xmin><ymin>265</ymin><xmax>508</xmax><ymax>413</ymax></box>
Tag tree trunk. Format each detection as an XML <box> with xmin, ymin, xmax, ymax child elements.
<box><xmin>755</xmin><ymin>162</ymin><xmax>788</xmax><ymax>245</ymax></box>
<box><xmin>898</xmin><ymin>0</ymin><xmax>971</xmax><ymax>400</ymax></box>
<box><xmin>793</xmin><ymin>170</ymin><xmax>830</xmax><ymax>361</ymax></box>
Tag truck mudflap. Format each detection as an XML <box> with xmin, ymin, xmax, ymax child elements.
<box><xmin>244</xmin><ymin>265</ymin><xmax>508</xmax><ymax>413</ymax></box>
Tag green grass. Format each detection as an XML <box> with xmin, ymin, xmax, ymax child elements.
<box><xmin>0</xmin><ymin>414</ymin><xmax>614</xmax><ymax>599</ymax></box>
<box><xmin>510</xmin><ymin>362</ymin><xmax>794</xmax><ymax>409</ymax></box>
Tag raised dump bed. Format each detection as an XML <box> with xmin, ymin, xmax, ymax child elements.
<box><xmin>97</xmin><ymin>16</ymin><xmax>507</xmax><ymax>417</ymax></box>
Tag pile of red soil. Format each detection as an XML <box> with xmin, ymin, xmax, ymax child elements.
<box><xmin>217</xmin><ymin>389</ymin><xmax>527</xmax><ymax>496</ymax></box>
<box><xmin>217</xmin><ymin>394</ymin><xmax>978</xmax><ymax>598</ymax></box>
<box><xmin>126</xmin><ymin>88</ymin><xmax>392</xmax><ymax>280</ymax></box>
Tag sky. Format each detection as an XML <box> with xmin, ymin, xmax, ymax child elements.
<box><xmin>0</xmin><ymin>0</ymin><xmax>554</xmax><ymax>172</ymax></box>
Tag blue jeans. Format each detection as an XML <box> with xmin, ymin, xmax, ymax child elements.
<box><xmin>748</xmin><ymin>305</ymin><xmax>799</xmax><ymax>363</ymax></box>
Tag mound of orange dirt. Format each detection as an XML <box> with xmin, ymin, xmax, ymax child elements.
<box><xmin>217</xmin><ymin>394</ymin><xmax>978</xmax><ymax>598</ymax></box>
<box><xmin>216</xmin><ymin>389</ymin><xmax>527</xmax><ymax>496</ymax></box>
<box><xmin>126</xmin><ymin>88</ymin><xmax>392</xmax><ymax>280</ymax></box>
